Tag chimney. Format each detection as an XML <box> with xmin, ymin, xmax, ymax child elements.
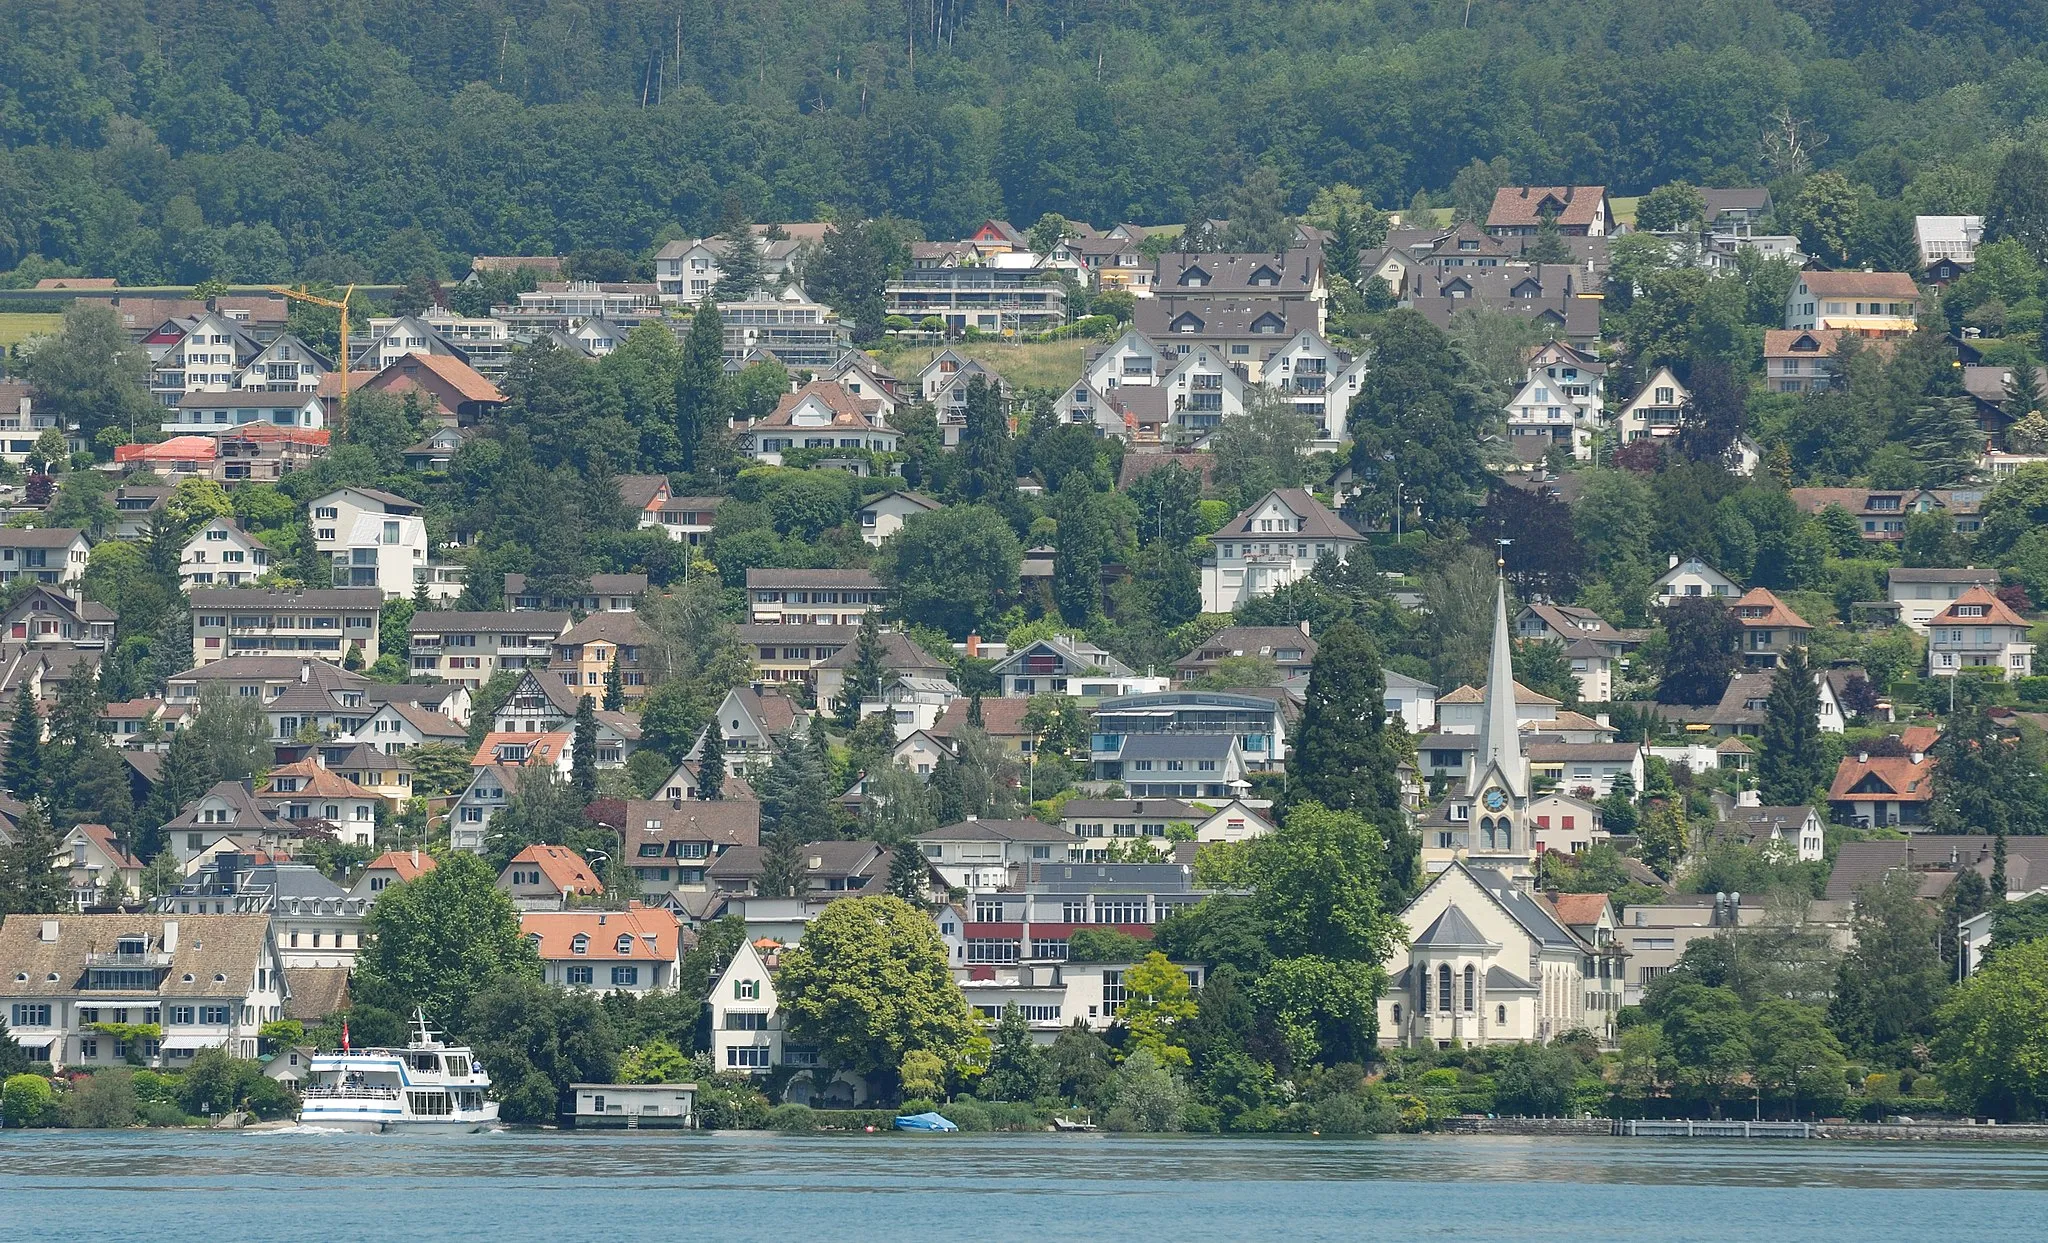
<box><xmin>965</xmin><ymin>633</ymin><xmax>981</xmax><ymax>659</ymax></box>
<box><xmin>300</xmin><ymin>659</ymin><xmax>311</xmax><ymax>684</ymax></box>
<box><xmin>1299</xmin><ymin>619</ymin><xmax>1311</xmax><ymax>637</ymax></box>
<box><xmin>1669</xmin><ymin>554</ymin><xmax>1679</xmax><ymax>570</ymax></box>
<box><xmin>1596</xmin><ymin>713</ymin><xmax>1611</xmax><ymax>728</ymax></box>
<box><xmin>39</xmin><ymin>919</ymin><xmax>58</xmax><ymax>943</ymax></box>
<box><xmin>1857</xmin><ymin>751</ymin><xmax>1869</xmax><ymax>764</ymax></box>
<box><xmin>1736</xmin><ymin>789</ymin><xmax>1760</xmax><ymax>808</ymax></box>
<box><xmin>1910</xmin><ymin>750</ymin><xmax>1924</xmax><ymax>765</ymax></box>
<box><xmin>410</xmin><ymin>849</ymin><xmax>420</xmax><ymax>872</ymax></box>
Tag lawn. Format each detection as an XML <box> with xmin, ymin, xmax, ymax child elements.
<box><xmin>874</xmin><ymin>338</ymin><xmax>1091</xmax><ymax>393</ymax></box>
<box><xmin>0</xmin><ymin>313</ymin><xmax>62</xmax><ymax>349</ymax></box>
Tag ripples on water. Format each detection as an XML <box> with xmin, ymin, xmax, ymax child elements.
<box><xmin>3</xmin><ymin>1131</ymin><xmax>2046</xmax><ymax>1242</ymax></box>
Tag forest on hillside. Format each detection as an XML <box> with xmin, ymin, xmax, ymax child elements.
<box><xmin>2</xmin><ymin>0</ymin><xmax>2047</xmax><ymax>283</ymax></box>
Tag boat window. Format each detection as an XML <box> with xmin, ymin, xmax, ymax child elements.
<box><xmin>407</xmin><ymin>1090</ymin><xmax>452</xmax><ymax>1116</ymax></box>
<box><xmin>411</xmin><ymin>1052</ymin><xmax>439</xmax><ymax>1072</ymax></box>
<box><xmin>444</xmin><ymin>1055</ymin><xmax>470</xmax><ymax>1077</ymax></box>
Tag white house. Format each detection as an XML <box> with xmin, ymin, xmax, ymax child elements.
<box><xmin>1926</xmin><ymin>587</ymin><xmax>2035</xmax><ymax>680</ymax></box>
<box><xmin>307</xmin><ymin>487</ymin><xmax>429</xmax><ymax>599</ymax></box>
<box><xmin>166</xmin><ymin>391</ymin><xmax>325</xmax><ymax>436</ymax></box>
<box><xmin>523</xmin><ymin>907</ymin><xmax>681</xmax><ymax>996</ymax></box>
<box><xmin>1200</xmin><ymin>488</ymin><xmax>1364</xmax><ymax>614</ymax></box>
<box><xmin>1259</xmin><ymin>328</ymin><xmax>1366</xmax><ymax>452</ymax></box>
<box><xmin>179</xmin><ymin>518</ymin><xmax>271</xmax><ymax>590</ymax></box>
<box><xmin>1887</xmin><ymin>567</ymin><xmax>2000</xmax><ymax>634</ymax></box>
<box><xmin>857</xmin><ymin>491</ymin><xmax>943</xmax><ymax>547</ymax></box>
<box><xmin>707</xmin><ymin>938</ymin><xmax>865</xmax><ymax>1105</ymax></box>
<box><xmin>1616</xmin><ymin>366</ymin><xmax>1689</xmax><ymax>443</ymax></box>
<box><xmin>738</xmin><ymin>381</ymin><xmax>900</xmax><ymax>472</ymax></box>
<box><xmin>1505</xmin><ymin>342</ymin><xmax>1606</xmax><ymax>462</ymax></box>
<box><xmin>0</xmin><ymin>529</ymin><xmax>91</xmax><ymax>587</ymax></box>
<box><xmin>914</xmin><ymin>819</ymin><xmax>1076</xmax><ymax>890</ymax></box>
<box><xmin>1377</xmin><ymin>861</ymin><xmax>1593</xmax><ymax>1048</ymax></box>
<box><xmin>0</xmin><ymin>913</ymin><xmax>288</xmax><ymax>1068</ymax></box>
<box><xmin>1784</xmin><ymin>271</ymin><xmax>1921</xmax><ymax>334</ymax></box>
<box><xmin>235</xmin><ymin>333</ymin><xmax>329</xmax><ymax>394</ymax></box>
<box><xmin>1655</xmin><ymin>556</ymin><xmax>1741</xmax><ymax>603</ymax></box>
<box><xmin>1384</xmin><ymin>670</ymin><xmax>1439</xmax><ymax>733</ymax></box>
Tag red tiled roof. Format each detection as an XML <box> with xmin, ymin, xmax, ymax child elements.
<box><xmin>1930</xmin><ymin>586</ymin><xmax>2028</xmax><ymax>628</ymax></box>
<box><xmin>1829</xmin><ymin>754</ymin><xmax>1933</xmax><ymax>802</ymax></box>
<box><xmin>504</xmin><ymin>843</ymin><xmax>602</xmax><ymax>896</ymax></box>
<box><xmin>1797</xmin><ymin>271</ymin><xmax>1921</xmax><ymax>300</ymax></box>
<box><xmin>521</xmin><ymin>905</ymin><xmax>679</xmax><ymax>960</ymax></box>
<box><xmin>1547</xmin><ymin>892</ymin><xmax>1610</xmax><ymax>927</ymax></box>
<box><xmin>1487</xmin><ymin>186</ymin><xmax>1607</xmax><ymax>229</ymax></box>
<box><xmin>364</xmin><ymin>850</ymin><xmax>436</xmax><ymax>883</ymax></box>
<box><xmin>1731</xmin><ymin>588</ymin><xmax>1811</xmax><ymax>630</ymax></box>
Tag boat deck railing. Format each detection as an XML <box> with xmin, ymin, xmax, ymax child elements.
<box><xmin>301</xmin><ymin>1084</ymin><xmax>402</xmax><ymax>1101</ymax></box>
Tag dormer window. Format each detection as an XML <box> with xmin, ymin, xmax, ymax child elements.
<box><xmin>615</xmin><ymin>935</ymin><xmax>633</xmax><ymax>955</ymax></box>
<box><xmin>1957</xmin><ymin>605</ymin><xmax>1986</xmax><ymax>618</ymax></box>
<box><xmin>571</xmin><ymin>934</ymin><xmax>589</xmax><ymax>955</ymax></box>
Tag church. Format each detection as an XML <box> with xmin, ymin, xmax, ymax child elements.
<box><xmin>1377</xmin><ymin>575</ymin><xmax>1599</xmax><ymax>1048</ymax></box>
<box><xmin>1421</xmin><ymin>572</ymin><xmax>1536</xmax><ymax>876</ymax></box>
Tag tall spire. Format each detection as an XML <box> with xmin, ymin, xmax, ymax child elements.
<box><xmin>1468</xmin><ymin>569</ymin><xmax>1525</xmax><ymax>798</ymax></box>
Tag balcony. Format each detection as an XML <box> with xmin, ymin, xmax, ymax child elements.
<box><xmin>84</xmin><ymin>951</ymin><xmax>172</xmax><ymax>968</ymax></box>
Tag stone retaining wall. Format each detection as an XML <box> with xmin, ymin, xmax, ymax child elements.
<box><xmin>1814</xmin><ymin>1123</ymin><xmax>2048</xmax><ymax>1143</ymax></box>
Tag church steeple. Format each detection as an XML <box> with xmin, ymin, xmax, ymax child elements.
<box><xmin>1468</xmin><ymin>569</ymin><xmax>1526</xmax><ymax>799</ymax></box>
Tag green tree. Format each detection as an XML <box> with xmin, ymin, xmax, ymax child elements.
<box><xmin>2</xmin><ymin>1074</ymin><xmax>57</xmax><ymax>1128</ymax></box>
<box><xmin>714</xmin><ymin>226</ymin><xmax>764</xmax><ymax>300</ymax></box>
<box><xmin>462</xmin><ymin>976</ymin><xmax>617</xmax><ymax>1124</ymax></box>
<box><xmin>1526</xmin><ymin>212</ymin><xmax>1571</xmax><ymax>265</ymax></box>
<box><xmin>953</xmin><ymin>376</ymin><xmax>1013</xmax><ymax>506</ymax></box>
<box><xmin>1212</xmin><ymin>389</ymin><xmax>1314</xmax><ymax>496</ymax></box>
<box><xmin>618</xmin><ymin>1038</ymin><xmax>692</xmax><ymax>1083</ymax></box>
<box><xmin>1051</xmin><ymin>477</ymin><xmax>1104</xmax><ymax>626</ymax></box>
<box><xmin>1348</xmin><ymin>310</ymin><xmax>1487</xmax><ymax>524</ymax></box>
<box><xmin>19</xmin><ymin>302</ymin><xmax>155</xmax><ymax>447</ymax></box>
<box><xmin>877</xmin><ymin>506</ymin><xmax>1022</xmax><ymax>638</ymax></box>
<box><xmin>603</xmin><ymin>652</ymin><xmax>624</xmax><ymax>712</ymax></box>
<box><xmin>571</xmin><ymin>695</ymin><xmax>599</xmax><ymax>803</ymax></box>
<box><xmin>1828</xmin><ymin>870</ymin><xmax>1949</xmax><ymax>1059</ymax></box>
<box><xmin>775</xmin><ymin>895</ymin><xmax>977</xmax><ymax>1099</ymax></box>
<box><xmin>1658</xmin><ymin>597</ymin><xmax>1741</xmax><ymax>704</ymax></box>
<box><xmin>983</xmin><ymin>1005</ymin><xmax>1050</xmax><ymax>1102</ymax></box>
<box><xmin>694</xmin><ymin>727</ymin><xmax>727</xmax><ymax>802</ymax></box>
<box><xmin>1120</xmin><ymin>951</ymin><xmax>1197</xmax><ymax>1068</ymax></box>
<box><xmin>1635</xmin><ymin>182</ymin><xmax>1708</xmax><ymax>233</ymax></box>
<box><xmin>3</xmin><ymin>683</ymin><xmax>39</xmax><ymax>800</ymax></box>
<box><xmin>1935</xmin><ymin>935</ymin><xmax>2048</xmax><ymax>1120</ymax></box>
<box><xmin>674</xmin><ymin>297</ymin><xmax>728</xmax><ymax>475</ymax></box>
<box><xmin>0</xmin><ymin>800</ymin><xmax>66</xmax><ymax>917</ymax></box>
<box><xmin>1985</xmin><ymin>146</ymin><xmax>2048</xmax><ymax>263</ymax></box>
<box><xmin>1758</xmin><ymin>647</ymin><xmax>1827</xmax><ymax>804</ymax></box>
<box><xmin>834</xmin><ymin>609</ymin><xmax>889</xmax><ymax>730</ymax></box>
<box><xmin>1783</xmin><ymin>172</ymin><xmax>1860</xmax><ymax>267</ymax></box>
<box><xmin>354</xmin><ymin>852</ymin><xmax>540</xmax><ymax>1024</ymax></box>
<box><xmin>1288</xmin><ymin>621</ymin><xmax>1413</xmax><ymax>902</ymax></box>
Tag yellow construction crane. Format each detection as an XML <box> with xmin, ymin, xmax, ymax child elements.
<box><xmin>270</xmin><ymin>283</ymin><xmax>357</xmax><ymax>437</ymax></box>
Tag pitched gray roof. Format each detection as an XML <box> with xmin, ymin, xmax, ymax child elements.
<box><xmin>190</xmin><ymin>588</ymin><xmax>381</xmax><ymax>609</ymax></box>
<box><xmin>919</xmin><ymin>819</ymin><xmax>1073</xmax><ymax>844</ymax></box>
<box><xmin>1412</xmin><ymin>903</ymin><xmax>1497</xmax><ymax>950</ymax></box>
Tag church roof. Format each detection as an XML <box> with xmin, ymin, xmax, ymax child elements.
<box><xmin>1412</xmin><ymin>903</ymin><xmax>1498</xmax><ymax>950</ymax></box>
<box><xmin>1467</xmin><ymin>576</ymin><xmax>1527</xmax><ymax>799</ymax></box>
<box><xmin>1485</xmin><ymin>965</ymin><xmax>1540</xmax><ymax>992</ymax></box>
<box><xmin>1466</xmin><ymin>866</ymin><xmax>1582</xmax><ymax>950</ymax></box>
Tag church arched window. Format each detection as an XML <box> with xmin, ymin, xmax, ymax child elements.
<box><xmin>1392</xmin><ymin>1002</ymin><xmax>1402</xmax><ymax>1027</ymax></box>
<box><xmin>1496</xmin><ymin>1003</ymin><xmax>1507</xmax><ymax>1025</ymax></box>
<box><xmin>1437</xmin><ymin>963</ymin><xmax>1454</xmax><ymax>1012</ymax></box>
<box><xmin>1462</xmin><ymin>965</ymin><xmax>1476</xmax><ymax>1011</ymax></box>
<box><xmin>1499</xmin><ymin>821</ymin><xmax>1512</xmax><ymax>850</ymax></box>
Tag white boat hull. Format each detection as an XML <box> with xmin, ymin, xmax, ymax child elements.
<box><xmin>299</xmin><ymin>1104</ymin><xmax>500</xmax><ymax>1134</ymax></box>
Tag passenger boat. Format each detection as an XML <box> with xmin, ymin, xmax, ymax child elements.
<box><xmin>298</xmin><ymin>1010</ymin><xmax>499</xmax><ymax>1133</ymax></box>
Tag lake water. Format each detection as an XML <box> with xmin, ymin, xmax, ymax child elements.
<box><xmin>4</xmin><ymin>1130</ymin><xmax>2047</xmax><ymax>1242</ymax></box>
